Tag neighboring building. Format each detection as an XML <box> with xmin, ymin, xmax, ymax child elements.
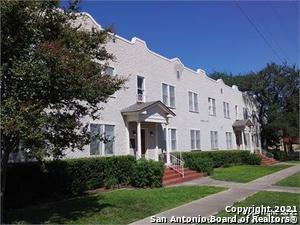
<box><xmin>9</xmin><ymin>12</ymin><xmax>262</xmax><ymax>163</ymax></box>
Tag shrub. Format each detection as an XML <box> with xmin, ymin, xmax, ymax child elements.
<box><xmin>268</xmin><ymin>150</ymin><xmax>289</xmax><ymax>161</ymax></box>
<box><xmin>131</xmin><ymin>159</ymin><xmax>164</xmax><ymax>188</ymax></box>
<box><xmin>174</xmin><ymin>150</ymin><xmax>261</xmax><ymax>170</ymax></box>
<box><xmin>6</xmin><ymin>155</ymin><xmax>135</xmax><ymax>209</ymax></box>
<box><xmin>184</xmin><ymin>157</ymin><xmax>213</xmax><ymax>175</ymax></box>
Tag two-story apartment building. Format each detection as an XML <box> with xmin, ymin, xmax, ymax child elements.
<box><xmin>10</xmin><ymin>12</ymin><xmax>262</xmax><ymax>163</ymax></box>
<box><xmin>63</xmin><ymin>13</ymin><xmax>262</xmax><ymax>163</ymax></box>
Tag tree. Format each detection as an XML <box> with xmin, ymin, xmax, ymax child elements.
<box><xmin>210</xmin><ymin>63</ymin><xmax>299</xmax><ymax>150</ymax></box>
<box><xmin>1</xmin><ymin>0</ymin><xmax>125</xmax><ymax>220</ymax></box>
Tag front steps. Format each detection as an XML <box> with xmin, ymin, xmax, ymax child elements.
<box><xmin>260</xmin><ymin>154</ymin><xmax>278</xmax><ymax>165</ymax></box>
<box><xmin>163</xmin><ymin>167</ymin><xmax>203</xmax><ymax>186</ymax></box>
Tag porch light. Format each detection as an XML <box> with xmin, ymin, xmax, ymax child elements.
<box><xmin>132</xmin><ymin>131</ymin><xmax>136</xmax><ymax>137</ymax></box>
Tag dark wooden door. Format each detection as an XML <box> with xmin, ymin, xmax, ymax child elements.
<box><xmin>141</xmin><ymin>129</ymin><xmax>146</xmax><ymax>156</ymax></box>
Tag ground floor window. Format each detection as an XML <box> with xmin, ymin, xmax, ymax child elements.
<box><xmin>90</xmin><ymin>124</ymin><xmax>114</xmax><ymax>155</ymax></box>
<box><xmin>225</xmin><ymin>132</ymin><xmax>233</xmax><ymax>149</ymax></box>
<box><xmin>210</xmin><ymin>131</ymin><xmax>218</xmax><ymax>149</ymax></box>
<box><xmin>190</xmin><ymin>130</ymin><xmax>201</xmax><ymax>150</ymax></box>
<box><xmin>169</xmin><ymin>128</ymin><xmax>177</xmax><ymax>151</ymax></box>
<box><xmin>245</xmin><ymin>133</ymin><xmax>250</xmax><ymax>149</ymax></box>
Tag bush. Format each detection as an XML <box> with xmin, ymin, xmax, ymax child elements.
<box><xmin>268</xmin><ymin>150</ymin><xmax>289</xmax><ymax>161</ymax></box>
<box><xmin>6</xmin><ymin>155</ymin><xmax>135</xmax><ymax>209</ymax></box>
<box><xmin>131</xmin><ymin>159</ymin><xmax>164</xmax><ymax>188</ymax></box>
<box><xmin>184</xmin><ymin>157</ymin><xmax>213</xmax><ymax>175</ymax></box>
<box><xmin>174</xmin><ymin>150</ymin><xmax>261</xmax><ymax>170</ymax></box>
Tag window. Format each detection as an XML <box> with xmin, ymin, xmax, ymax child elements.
<box><xmin>176</xmin><ymin>70</ymin><xmax>181</xmax><ymax>79</ymax></box>
<box><xmin>167</xmin><ymin>128</ymin><xmax>177</xmax><ymax>151</ymax></box>
<box><xmin>190</xmin><ymin>130</ymin><xmax>201</xmax><ymax>150</ymax></box>
<box><xmin>210</xmin><ymin>131</ymin><xmax>218</xmax><ymax>149</ymax></box>
<box><xmin>104</xmin><ymin>66</ymin><xmax>115</xmax><ymax>76</ymax></box>
<box><xmin>223</xmin><ymin>102</ymin><xmax>230</xmax><ymax>118</ymax></box>
<box><xmin>90</xmin><ymin>124</ymin><xmax>114</xmax><ymax>155</ymax></box>
<box><xmin>162</xmin><ymin>83</ymin><xmax>176</xmax><ymax>108</ymax></box>
<box><xmin>245</xmin><ymin>133</ymin><xmax>250</xmax><ymax>149</ymax></box>
<box><xmin>235</xmin><ymin>105</ymin><xmax>238</xmax><ymax>119</ymax></box>
<box><xmin>188</xmin><ymin>91</ymin><xmax>199</xmax><ymax>112</ymax></box>
<box><xmin>225</xmin><ymin>132</ymin><xmax>233</xmax><ymax>149</ymax></box>
<box><xmin>243</xmin><ymin>108</ymin><xmax>248</xmax><ymax>119</ymax></box>
<box><xmin>208</xmin><ymin>98</ymin><xmax>216</xmax><ymax>116</ymax></box>
<box><xmin>137</xmin><ymin>76</ymin><xmax>145</xmax><ymax>101</ymax></box>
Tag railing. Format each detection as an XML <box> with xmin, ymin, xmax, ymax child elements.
<box><xmin>261</xmin><ymin>149</ymin><xmax>274</xmax><ymax>159</ymax></box>
<box><xmin>169</xmin><ymin>154</ymin><xmax>185</xmax><ymax>178</ymax></box>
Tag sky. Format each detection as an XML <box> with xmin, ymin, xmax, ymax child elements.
<box><xmin>64</xmin><ymin>1</ymin><xmax>299</xmax><ymax>75</ymax></box>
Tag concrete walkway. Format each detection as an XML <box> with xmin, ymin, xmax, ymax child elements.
<box><xmin>131</xmin><ymin>164</ymin><xmax>300</xmax><ymax>225</ymax></box>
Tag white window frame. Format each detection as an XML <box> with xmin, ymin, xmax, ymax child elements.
<box><xmin>90</xmin><ymin>123</ymin><xmax>115</xmax><ymax>156</ymax></box>
<box><xmin>210</xmin><ymin>131</ymin><xmax>218</xmax><ymax>149</ymax></box>
<box><xmin>208</xmin><ymin>98</ymin><xmax>216</xmax><ymax>116</ymax></box>
<box><xmin>225</xmin><ymin>132</ymin><xmax>233</xmax><ymax>149</ymax></box>
<box><xmin>235</xmin><ymin>105</ymin><xmax>238</xmax><ymax>119</ymax></box>
<box><xmin>167</xmin><ymin>127</ymin><xmax>177</xmax><ymax>151</ymax></box>
<box><xmin>223</xmin><ymin>102</ymin><xmax>230</xmax><ymax>119</ymax></box>
<box><xmin>137</xmin><ymin>75</ymin><xmax>145</xmax><ymax>101</ymax></box>
<box><xmin>243</xmin><ymin>107</ymin><xmax>248</xmax><ymax>119</ymax></box>
<box><xmin>190</xmin><ymin>129</ymin><xmax>201</xmax><ymax>150</ymax></box>
<box><xmin>162</xmin><ymin>83</ymin><xmax>176</xmax><ymax>108</ymax></box>
<box><xmin>188</xmin><ymin>91</ymin><xmax>199</xmax><ymax>113</ymax></box>
<box><xmin>104</xmin><ymin>66</ymin><xmax>116</xmax><ymax>76</ymax></box>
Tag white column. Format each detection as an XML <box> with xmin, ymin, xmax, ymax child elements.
<box><xmin>250</xmin><ymin>130</ymin><xmax>254</xmax><ymax>153</ymax></box>
<box><xmin>155</xmin><ymin>123</ymin><xmax>159</xmax><ymax>161</ymax></box>
<box><xmin>137</xmin><ymin>122</ymin><xmax>141</xmax><ymax>159</ymax></box>
<box><xmin>165</xmin><ymin>123</ymin><xmax>171</xmax><ymax>165</ymax></box>
<box><xmin>125</xmin><ymin>120</ymin><xmax>130</xmax><ymax>155</ymax></box>
<box><xmin>241</xmin><ymin>130</ymin><xmax>245</xmax><ymax>150</ymax></box>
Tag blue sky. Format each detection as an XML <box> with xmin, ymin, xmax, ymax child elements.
<box><xmin>66</xmin><ymin>1</ymin><xmax>299</xmax><ymax>74</ymax></box>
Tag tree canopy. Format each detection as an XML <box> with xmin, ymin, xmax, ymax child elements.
<box><xmin>1</xmin><ymin>0</ymin><xmax>125</xmax><ymax>215</ymax></box>
<box><xmin>210</xmin><ymin>63</ymin><xmax>299</xmax><ymax>150</ymax></box>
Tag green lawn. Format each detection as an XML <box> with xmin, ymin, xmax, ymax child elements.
<box><xmin>276</xmin><ymin>172</ymin><xmax>300</xmax><ymax>187</ymax></box>
<box><xmin>8</xmin><ymin>186</ymin><xmax>226</xmax><ymax>224</ymax></box>
<box><xmin>212</xmin><ymin>165</ymin><xmax>291</xmax><ymax>183</ymax></box>
<box><xmin>217</xmin><ymin>191</ymin><xmax>299</xmax><ymax>223</ymax></box>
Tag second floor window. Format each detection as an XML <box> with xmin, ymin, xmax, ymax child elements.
<box><xmin>235</xmin><ymin>105</ymin><xmax>238</xmax><ymax>119</ymax></box>
<box><xmin>137</xmin><ymin>76</ymin><xmax>145</xmax><ymax>101</ymax></box>
<box><xmin>189</xmin><ymin>92</ymin><xmax>199</xmax><ymax>113</ymax></box>
<box><xmin>223</xmin><ymin>102</ymin><xmax>230</xmax><ymax>118</ymax></box>
<box><xmin>243</xmin><ymin>107</ymin><xmax>248</xmax><ymax>119</ymax></box>
<box><xmin>162</xmin><ymin>83</ymin><xmax>175</xmax><ymax>108</ymax></box>
<box><xmin>208</xmin><ymin>98</ymin><xmax>216</xmax><ymax>116</ymax></box>
<box><xmin>104</xmin><ymin>66</ymin><xmax>115</xmax><ymax>76</ymax></box>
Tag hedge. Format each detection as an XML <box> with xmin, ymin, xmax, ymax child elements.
<box><xmin>174</xmin><ymin>150</ymin><xmax>261</xmax><ymax>173</ymax></box>
<box><xmin>5</xmin><ymin>156</ymin><xmax>163</xmax><ymax>209</ymax></box>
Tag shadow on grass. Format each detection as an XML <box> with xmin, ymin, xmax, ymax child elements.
<box><xmin>7</xmin><ymin>194</ymin><xmax>112</xmax><ymax>224</ymax></box>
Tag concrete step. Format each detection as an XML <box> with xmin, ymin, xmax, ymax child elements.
<box><xmin>162</xmin><ymin>167</ymin><xmax>203</xmax><ymax>186</ymax></box>
<box><xmin>163</xmin><ymin>172</ymin><xmax>203</xmax><ymax>186</ymax></box>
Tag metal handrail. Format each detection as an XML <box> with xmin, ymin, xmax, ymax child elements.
<box><xmin>169</xmin><ymin>154</ymin><xmax>185</xmax><ymax>178</ymax></box>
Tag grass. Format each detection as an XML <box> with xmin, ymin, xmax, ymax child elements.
<box><xmin>285</xmin><ymin>160</ymin><xmax>300</xmax><ymax>164</ymax></box>
<box><xmin>7</xmin><ymin>186</ymin><xmax>226</xmax><ymax>224</ymax></box>
<box><xmin>211</xmin><ymin>164</ymin><xmax>291</xmax><ymax>183</ymax></box>
<box><xmin>275</xmin><ymin>172</ymin><xmax>300</xmax><ymax>187</ymax></box>
<box><xmin>217</xmin><ymin>191</ymin><xmax>300</xmax><ymax>223</ymax></box>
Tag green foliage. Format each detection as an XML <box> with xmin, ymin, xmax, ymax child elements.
<box><xmin>1</xmin><ymin>0</ymin><xmax>125</xmax><ymax>175</ymax></box>
<box><xmin>131</xmin><ymin>160</ymin><xmax>164</xmax><ymax>188</ymax></box>
<box><xmin>210</xmin><ymin>63</ymin><xmax>299</xmax><ymax>150</ymax></box>
<box><xmin>175</xmin><ymin>150</ymin><xmax>261</xmax><ymax>170</ymax></box>
<box><xmin>267</xmin><ymin>149</ymin><xmax>289</xmax><ymax>161</ymax></box>
<box><xmin>6</xmin><ymin>156</ymin><xmax>138</xmax><ymax>208</ymax></box>
<box><xmin>184</xmin><ymin>157</ymin><xmax>213</xmax><ymax>175</ymax></box>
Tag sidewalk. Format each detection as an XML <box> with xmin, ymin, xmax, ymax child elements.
<box><xmin>130</xmin><ymin>164</ymin><xmax>300</xmax><ymax>225</ymax></box>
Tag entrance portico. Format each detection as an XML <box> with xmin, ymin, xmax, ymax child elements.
<box><xmin>233</xmin><ymin>119</ymin><xmax>255</xmax><ymax>152</ymax></box>
<box><xmin>121</xmin><ymin>101</ymin><xmax>175</xmax><ymax>163</ymax></box>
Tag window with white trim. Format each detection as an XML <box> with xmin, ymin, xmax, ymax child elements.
<box><xmin>162</xmin><ymin>83</ymin><xmax>176</xmax><ymax>108</ymax></box>
<box><xmin>189</xmin><ymin>91</ymin><xmax>199</xmax><ymax>113</ymax></box>
<box><xmin>225</xmin><ymin>132</ymin><xmax>233</xmax><ymax>149</ymax></box>
<box><xmin>90</xmin><ymin>124</ymin><xmax>114</xmax><ymax>155</ymax></box>
<box><xmin>190</xmin><ymin>130</ymin><xmax>201</xmax><ymax>150</ymax></box>
<box><xmin>167</xmin><ymin>128</ymin><xmax>177</xmax><ymax>151</ymax></box>
<box><xmin>245</xmin><ymin>133</ymin><xmax>250</xmax><ymax>149</ymax></box>
<box><xmin>210</xmin><ymin>131</ymin><xmax>218</xmax><ymax>149</ymax></box>
<box><xmin>243</xmin><ymin>107</ymin><xmax>248</xmax><ymax>119</ymax></box>
<box><xmin>137</xmin><ymin>76</ymin><xmax>145</xmax><ymax>101</ymax></box>
<box><xmin>223</xmin><ymin>102</ymin><xmax>230</xmax><ymax>118</ymax></box>
<box><xmin>235</xmin><ymin>105</ymin><xmax>238</xmax><ymax>119</ymax></box>
<box><xmin>208</xmin><ymin>98</ymin><xmax>216</xmax><ymax>116</ymax></box>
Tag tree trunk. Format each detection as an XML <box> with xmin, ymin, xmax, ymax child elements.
<box><xmin>1</xmin><ymin>148</ymin><xmax>11</xmax><ymax>224</ymax></box>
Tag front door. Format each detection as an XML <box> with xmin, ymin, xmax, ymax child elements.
<box><xmin>141</xmin><ymin>129</ymin><xmax>146</xmax><ymax>157</ymax></box>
